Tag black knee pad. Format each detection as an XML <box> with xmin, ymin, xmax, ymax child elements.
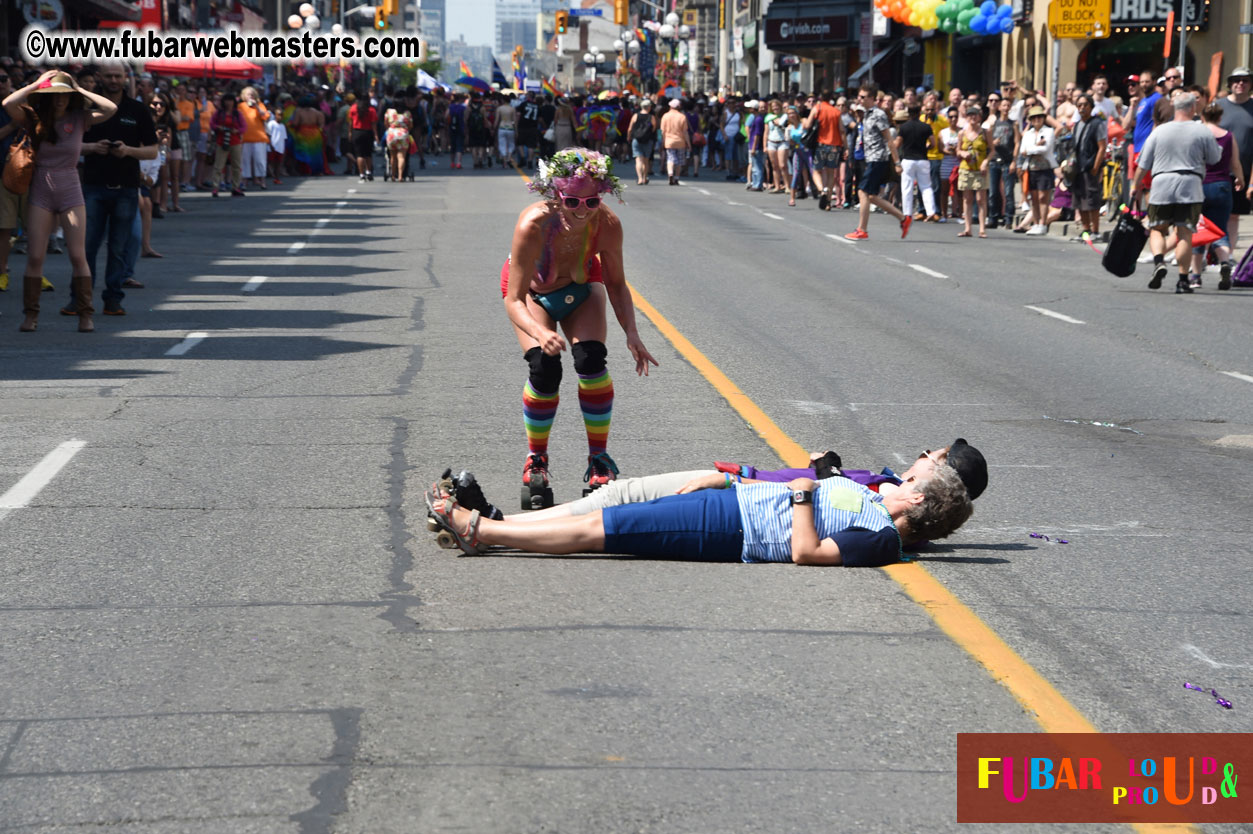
<box><xmin>571</xmin><ymin>341</ymin><xmax>607</xmax><ymax>376</ymax></box>
<box><xmin>524</xmin><ymin>346</ymin><xmax>563</xmax><ymax>392</ymax></box>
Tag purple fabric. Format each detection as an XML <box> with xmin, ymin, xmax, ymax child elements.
<box><xmin>1203</xmin><ymin>131</ymin><xmax>1233</xmax><ymax>184</ymax></box>
<box><xmin>743</xmin><ymin>465</ymin><xmax>902</xmax><ymax>489</ymax></box>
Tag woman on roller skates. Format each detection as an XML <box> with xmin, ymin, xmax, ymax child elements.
<box><xmin>503</xmin><ymin>147</ymin><xmax>658</xmax><ymax>510</ymax></box>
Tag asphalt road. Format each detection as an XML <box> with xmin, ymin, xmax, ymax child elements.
<box><xmin>0</xmin><ymin>160</ymin><xmax>1250</xmax><ymax>833</ymax></box>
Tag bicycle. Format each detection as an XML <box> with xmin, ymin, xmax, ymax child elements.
<box><xmin>1102</xmin><ymin>137</ymin><xmax>1128</xmax><ymax>219</ymax></box>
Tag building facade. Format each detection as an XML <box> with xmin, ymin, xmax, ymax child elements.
<box><xmin>497</xmin><ymin>0</ymin><xmax>540</xmax><ymax>54</ymax></box>
<box><xmin>1006</xmin><ymin>0</ymin><xmax>1249</xmax><ymax>101</ymax></box>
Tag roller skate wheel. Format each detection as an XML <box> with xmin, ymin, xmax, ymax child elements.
<box><xmin>435</xmin><ymin>530</ymin><xmax>458</xmax><ymax>549</ymax></box>
<box><xmin>426</xmin><ymin>515</ymin><xmax>441</xmax><ymax>533</ymax></box>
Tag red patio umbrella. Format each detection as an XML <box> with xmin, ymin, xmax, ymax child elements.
<box><xmin>145</xmin><ymin>54</ymin><xmax>263</xmax><ymax>80</ymax></box>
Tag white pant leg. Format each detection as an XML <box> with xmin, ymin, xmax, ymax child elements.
<box><xmin>498</xmin><ymin>129</ymin><xmax>515</xmax><ymax>159</ymax></box>
<box><xmin>903</xmin><ymin>159</ymin><xmax>936</xmax><ymax>217</ymax></box>
<box><xmin>901</xmin><ymin>158</ymin><xmax>918</xmax><ymax>217</ymax></box>
<box><xmin>563</xmin><ymin>470</ymin><xmax>717</xmax><ymax>515</ymax></box>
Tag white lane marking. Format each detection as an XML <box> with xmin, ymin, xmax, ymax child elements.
<box><xmin>695</xmin><ymin>188</ymin><xmax>710</xmax><ymax>195</ymax></box>
<box><xmin>1024</xmin><ymin>305</ymin><xmax>1085</xmax><ymax>325</ymax></box>
<box><xmin>1183</xmin><ymin>644</ymin><xmax>1253</xmax><ymax>670</ymax></box>
<box><xmin>893</xmin><ymin>453</ymin><xmax>907</xmax><ymax>465</ymax></box>
<box><xmin>242</xmin><ymin>275</ymin><xmax>267</xmax><ymax>293</ymax></box>
<box><xmin>910</xmin><ymin>264</ymin><xmax>947</xmax><ymax>278</ymax></box>
<box><xmin>825</xmin><ymin>233</ymin><xmax>855</xmax><ymax>245</ymax></box>
<box><xmin>314</xmin><ymin>218</ymin><xmax>330</xmax><ymax>229</ymax></box>
<box><xmin>166</xmin><ymin>332</ymin><xmax>209</xmax><ymax>356</ymax></box>
<box><xmin>347</xmin><ymin>188</ymin><xmax>358</xmax><ymax>194</ymax></box>
<box><xmin>727</xmin><ymin>200</ymin><xmax>745</xmax><ymax>206</ymax></box>
<box><xmin>1220</xmin><ymin>371</ymin><xmax>1253</xmax><ymax>384</ymax></box>
<box><xmin>287</xmin><ymin>241</ymin><xmax>305</xmax><ymax>254</ymax></box>
<box><xmin>0</xmin><ymin>440</ymin><xmax>86</xmax><ymax>523</ymax></box>
<box><xmin>762</xmin><ymin>212</ymin><xmax>784</xmax><ymax>220</ymax></box>
<box><xmin>882</xmin><ymin>256</ymin><xmax>903</xmax><ymax>264</ymax></box>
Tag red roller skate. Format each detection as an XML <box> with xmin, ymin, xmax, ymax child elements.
<box><xmin>582</xmin><ymin>452</ymin><xmax>619</xmax><ymax>497</ymax></box>
<box><xmin>521</xmin><ymin>453</ymin><xmax>554</xmax><ymax>510</ymax></box>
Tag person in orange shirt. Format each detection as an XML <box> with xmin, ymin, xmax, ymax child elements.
<box><xmin>195</xmin><ymin>86</ymin><xmax>215</xmax><ymax>189</ymax></box>
<box><xmin>173</xmin><ymin>84</ymin><xmax>196</xmax><ymax>193</ymax></box>
<box><xmin>802</xmin><ymin>90</ymin><xmax>844</xmax><ymax>210</ymax></box>
<box><xmin>238</xmin><ymin>86</ymin><xmax>271</xmax><ymax>190</ymax></box>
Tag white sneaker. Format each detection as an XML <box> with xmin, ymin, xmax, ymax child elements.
<box><xmin>1019</xmin><ymin>201</ymin><xmax>1031</xmax><ymax>212</ymax></box>
<box><xmin>1137</xmin><ymin>252</ymin><xmax>1155</xmax><ymax>263</ymax></box>
<box><xmin>1168</xmin><ymin>255</ymin><xmax>1178</xmax><ymax>266</ymax></box>
<box><xmin>1025</xmin><ymin>224</ymin><xmax>1047</xmax><ymax>235</ymax></box>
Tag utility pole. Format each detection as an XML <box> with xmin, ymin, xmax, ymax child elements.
<box><xmin>717</xmin><ymin>0</ymin><xmax>729</xmax><ymax>95</ymax></box>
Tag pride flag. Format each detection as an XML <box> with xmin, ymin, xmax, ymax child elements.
<box><xmin>541</xmin><ymin>76</ymin><xmax>561</xmax><ymax>97</ymax></box>
<box><xmin>512</xmin><ymin>49</ymin><xmax>526</xmax><ymax>90</ymax></box>
<box><xmin>456</xmin><ymin>75</ymin><xmax>491</xmax><ymax>93</ymax></box>
<box><xmin>459</xmin><ymin>59</ymin><xmax>473</xmax><ymax>78</ymax></box>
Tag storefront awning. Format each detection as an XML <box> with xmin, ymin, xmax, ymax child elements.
<box><xmin>66</xmin><ymin>0</ymin><xmax>142</xmax><ymax>22</ymax></box>
<box><xmin>764</xmin><ymin>0</ymin><xmax>862</xmax><ymax>51</ymax></box>
<box><xmin>849</xmin><ymin>39</ymin><xmax>904</xmax><ymax>82</ymax></box>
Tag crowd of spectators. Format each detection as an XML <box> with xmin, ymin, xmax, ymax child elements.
<box><xmin>5</xmin><ymin>54</ymin><xmax>1250</xmax><ymax>330</ymax></box>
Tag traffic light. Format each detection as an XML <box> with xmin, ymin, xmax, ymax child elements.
<box><xmin>382</xmin><ymin>0</ymin><xmax>398</xmax><ymax>16</ymax></box>
<box><xmin>374</xmin><ymin>5</ymin><xmax>387</xmax><ymax>30</ymax></box>
<box><xmin>555</xmin><ymin>9</ymin><xmax>568</xmax><ymax>34</ymax></box>
<box><xmin>614</xmin><ymin>0</ymin><xmax>628</xmax><ymax>26</ymax></box>
<box><xmin>702</xmin><ymin>54</ymin><xmax>712</xmax><ymax>73</ymax></box>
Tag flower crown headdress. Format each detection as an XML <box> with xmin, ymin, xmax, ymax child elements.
<box><xmin>528</xmin><ymin>147</ymin><xmax>625</xmax><ymax>203</ymax></box>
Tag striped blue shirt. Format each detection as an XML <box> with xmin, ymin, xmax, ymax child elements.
<box><xmin>734</xmin><ymin>478</ymin><xmax>900</xmax><ymax>564</ymax></box>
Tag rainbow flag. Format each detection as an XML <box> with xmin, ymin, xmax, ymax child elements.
<box><xmin>455</xmin><ymin>75</ymin><xmax>491</xmax><ymax>93</ymax></box>
<box><xmin>512</xmin><ymin>49</ymin><xmax>526</xmax><ymax>90</ymax></box>
<box><xmin>541</xmin><ymin>76</ymin><xmax>561</xmax><ymax>97</ymax></box>
<box><xmin>459</xmin><ymin>59</ymin><xmax>473</xmax><ymax>78</ymax></box>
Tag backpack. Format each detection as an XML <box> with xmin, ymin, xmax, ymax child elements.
<box><xmin>468</xmin><ymin>105</ymin><xmax>485</xmax><ymax>132</ymax></box>
<box><xmin>1233</xmin><ymin>243</ymin><xmax>1253</xmax><ymax>286</ymax></box>
<box><xmin>630</xmin><ymin>114</ymin><xmax>653</xmax><ymax>142</ymax></box>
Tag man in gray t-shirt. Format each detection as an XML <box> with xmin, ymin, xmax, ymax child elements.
<box><xmin>1131</xmin><ymin>92</ymin><xmax>1221</xmax><ymax>295</ymax></box>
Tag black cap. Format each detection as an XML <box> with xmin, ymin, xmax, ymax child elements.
<box><xmin>947</xmin><ymin>438</ymin><xmax>987</xmax><ymax>499</ymax></box>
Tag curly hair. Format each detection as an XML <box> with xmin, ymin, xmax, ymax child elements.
<box><xmin>901</xmin><ymin>464</ymin><xmax>974</xmax><ymax>543</ymax></box>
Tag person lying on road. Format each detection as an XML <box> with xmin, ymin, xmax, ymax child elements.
<box><xmin>426</xmin><ymin>464</ymin><xmax>974</xmax><ymax>567</ymax></box>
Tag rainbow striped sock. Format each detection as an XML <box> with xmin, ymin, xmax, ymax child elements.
<box><xmin>577</xmin><ymin>369</ymin><xmax>613</xmax><ymax>455</ymax></box>
<box><xmin>522</xmin><ymin>381</ymin><xmax>559</xmax><ymax>455</ymax></box>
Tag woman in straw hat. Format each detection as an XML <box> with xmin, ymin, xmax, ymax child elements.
<box><xmin>3</xmin><ymin>69</ymin><xmax>117</xmax><ymax>332</ymax></box>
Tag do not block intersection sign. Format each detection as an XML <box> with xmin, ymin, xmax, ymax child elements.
<box><xmin>1048</xmin><ymin>0</ymin><xmax>1111</xmax><ymax>39</ymax></box>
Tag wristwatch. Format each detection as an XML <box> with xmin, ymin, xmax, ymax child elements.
<box><xmin>791</xmin><ymin>490</ymin><xmax>814</xmax><ymax>506</ymax></box>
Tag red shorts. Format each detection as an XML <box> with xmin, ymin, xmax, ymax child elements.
<box><xmin>500</xmin><ymin>256</ymin><xmax>604</xmax><ymax>298</ymax></box>
<box><xmin>1129</xmin><ymin>146</ymin><xmax>1151</xmax><ymax>189</ymax></box>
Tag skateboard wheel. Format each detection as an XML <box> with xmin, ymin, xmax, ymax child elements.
<box><xmin>426</xmin><ymin>516</ymin><xmax>440</xmax><ymax>533</ymax></box>
<box><xmin>435</xmin><ymin>530</ymin><xmax>457</xmax><ymax>549</ymax></box>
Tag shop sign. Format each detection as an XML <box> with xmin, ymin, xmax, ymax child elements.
<box><xmin>764</xmin><ymin>15</ymin><xmax>852</xmax><ymax>46</ymax></box>
<box><xmin>1111</xmin><ymin>0</ymin><xmax>1207</xmax><ymax>30</ymax></box>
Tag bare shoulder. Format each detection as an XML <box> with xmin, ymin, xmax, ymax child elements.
<box><xmin>516</xmin><ymin>201</ymin><xmax>555</xmax><ymax>233</ymax></box>
<box><xmin>596</xmin><ymin>208</ymin><xmax>624</xmax><ymax>243</ymax></box>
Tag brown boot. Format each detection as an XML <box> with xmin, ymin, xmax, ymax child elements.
<box><xmin>19</xmin><ymin>274</ymin><xmax>40</xmax><ymax>331</ymax></box>
<box><xmin>72</xmin><ymin>275</ymin><xmax>95</xmax><ymax>333</ymax></box>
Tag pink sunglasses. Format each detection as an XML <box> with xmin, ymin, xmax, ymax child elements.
<box><xmin>558</xmin><ymin>191</ymin><xmax>601</xmax><ymax>210</ymax></box>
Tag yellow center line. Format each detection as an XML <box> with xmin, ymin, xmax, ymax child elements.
<box><xmin>512</xmin><ymin>161</ymin><xmax>1187</xmax><ymax>834</ymax></box>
